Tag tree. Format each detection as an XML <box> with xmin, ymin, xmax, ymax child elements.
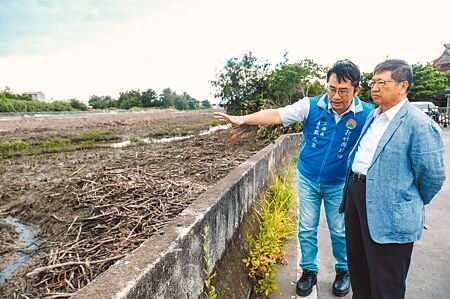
<box><xmin>267</xmin><ymin>59</ymin><xmax>325</xmax><ymax>106</ymax></box>
<box><xmin>201</xmin><ymin>100</ymin><xmax>212</xmax><ymax>109</ymax></box>
<box><xmin>174</xmin><ymin>96</ymin><xmax>188</xmax><ymax>110</ymax></box>
<box><xmin>118</xmin><ymin>90</ymin><xmax>142</xmax><ymax>109</ymax></box>
<box><xmin>445</xmin><ymin>71</ymin><xmax>450</xmax><ymax>86</ymax></box>
<box><xmin>307</xmin><ymin>81</ymin><xmax>327</xmax><ymax>98</ymax></box>
<box><xmin>294</xmin><ymin>59</ymin><xmax>326</xmax><ymax>98</ymax></box>
<box><xmin>267</xmin><ymin>63</ymin><xmax>302</xmax><ymax>105</ymax></box>
<box><xmin>88</xmin><ymin>95</ymin><xmax>115</xmax><ymax>109</ymax></box>
<box><xmin>409</xmin><ymin>63</ymin><xmax>448</xmax><ymax>106</ymax></box>
<box><xmin>88</xmin><ymin>95</ymin><xmax>102</xmax><ymax>109</ymax></box>
<box><xmin>211</xmin><ymin>52</ymin><xmax>271</xmax><ymax>115</ymax></box>
<box><xmin>141</xmin><ymin>89</ymin><xmax>159</xmax><ymax>107</ymax></box>
<box><xmin>184</xmin><ymin>93</ymin><xmax>199</xmax><ymax>110</ymax></box>
<box><xmin>69</xmin><ymin>99</ymin><xmax>89</xmax><ymax>111</ymax></box>
<box><xmin>358</xmin><ymin>72</ymin><xmax>373</xmax><ymax>103</ymax></box>
<box><xmin>160</xmin><ymin>88</ymin><xmax>177</xmax><ymax>108</ymax></box>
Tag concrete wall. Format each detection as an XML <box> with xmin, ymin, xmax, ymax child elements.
<box><xmin>73</xmin><ymin>133</ymin><xmax>303</xmax><ymax>299</ymax></box>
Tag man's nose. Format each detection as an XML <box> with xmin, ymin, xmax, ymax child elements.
<box><xmin>331</xmin><ymin>92</ymin><xmax>341</xmax><ymax>100</ymax></box>
<box><xmin>370</xmin><ymin>84</ymin><xmax>380</xmax><ymax>91</ymax></box>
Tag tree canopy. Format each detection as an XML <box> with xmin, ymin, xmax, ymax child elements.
<box><xmin>210</xmin><ymin>52</ymin><xmax>271</xmax><ymax>115</ymax></box>
<box><xmin>211</xmin><ymin>52</ymin><xmax>326</xmax><ymax>115</ymax></box>
<box><xmin>358</xmin><ymin>72</ymin><xmax>374</xmax><ymax>104</ymax></box>
<box><xmin>408</xmin><ymin>63</ymin><xmax>449</xmax><ymax>105</ymax></box>
<box><xmin>268</xmin><ymin>58</ymin><xmax>325</xmax><ymax>107</ymax></box>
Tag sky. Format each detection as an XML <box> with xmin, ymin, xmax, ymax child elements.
<box><xmin>0</xmin><ymin>0</ymin><xmax>449</xmax><ymax>103</ymax></box>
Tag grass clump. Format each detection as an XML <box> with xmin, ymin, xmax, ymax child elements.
<box><xmin>0</xmin><ymin>130</ymin><xmax>120</xmax><ymax>158</ymax></box>
<box><xmin>211</xmin><ymin>119</ymin><xmax>222</xmax><ymax>127</ymax></box>
<box><xmin>0</xmin><ymin>140</ymin><xmax>30</xmax><ymax>154</ymax></box>
<box><xmin>67</xmin><ymin>130</ymin><xmax>120</xmax><ymax>143</ymax></box>
<box><xmin>242</xmin><ymin>168</ymin><xmax>297</xmax><ymax>297</ymax></box>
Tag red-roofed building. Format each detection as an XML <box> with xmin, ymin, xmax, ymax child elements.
<box><xmin>434</xmin><ymin>44</ymin><xmax>450</xmax><ymax>73</ymax></box>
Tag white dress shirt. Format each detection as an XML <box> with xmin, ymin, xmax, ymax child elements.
<box><xmin>278</xmin><ymin>96</ymin><xmax>356</xmax><ymax>125</ymax></box>
<box><xmin>330</xmin><ymin>100</ymin><xmax>355</xmax><ymax>123</ymax></box>
<box><xmin>351</xmin><ymin>98</ymin><xmax>408</xmax><ymax>175</ymax></box>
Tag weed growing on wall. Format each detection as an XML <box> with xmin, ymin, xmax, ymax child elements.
<box><xmin>202</xmin><ymin>226</ymin><xmax>220</xmax><ymax>299</ymax></box>
<box><xmin>242</xmin><ymin>169</ymin><xmax>297</xmax><ymax>297</ymax></box>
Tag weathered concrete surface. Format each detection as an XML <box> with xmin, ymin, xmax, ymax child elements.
<box><xmin>73</xmin><ymin>133</ymin><xmax>303</xmax><ymax>299</ymax></box>
<box><xmin>272</xmin><ymin>128</ymin><xmax>450</xmax><ymax>299</ymax></box>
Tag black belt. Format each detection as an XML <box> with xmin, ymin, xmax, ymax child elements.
<box><xmin>350</xmin><ymin>170</ymin><xmax>366</xmax><ymax>182</ymax></box>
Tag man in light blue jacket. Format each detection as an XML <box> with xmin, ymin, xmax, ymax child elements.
<box><xmin>340</xmin><ymin>59</ymin><xmax>446</xmax><ymax>298</ymax></box>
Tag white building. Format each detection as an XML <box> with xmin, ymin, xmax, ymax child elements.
<box><xmin>24</xmin><ymin>91</ymin><xmax>46</xmax><ymax>101</ymax></box>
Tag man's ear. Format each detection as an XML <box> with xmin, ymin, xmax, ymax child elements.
<box><xmin>400</xmin><ymin>81</ymin><xmax>409</xmax><ymax>94</ymax></box>
<box><xmin>354</xmin><ymin>86</ymin><xmax>361</xmax><ymax>96</ymax></box>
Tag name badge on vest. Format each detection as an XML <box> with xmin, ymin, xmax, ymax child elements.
<box><xmin>346</xmin><ymin>119</ymin><xmax>357</xmax><ymax>130</ymax></box>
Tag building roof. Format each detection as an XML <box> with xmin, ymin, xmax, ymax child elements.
<box><xmin>434</xmin><ymin>44</ymin><xmax>450</xmax><ymax>71</ymax></box>
<box><xmin>24</xmin><ymin>91</ymin><xmax>45</xmax><ymax>94</ymax></box>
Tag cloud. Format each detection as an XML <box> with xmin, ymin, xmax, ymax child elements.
<box><xmin>0</xmin><ymin>0</ymin><xmax>173</xmax><ymax>56</ymax></box>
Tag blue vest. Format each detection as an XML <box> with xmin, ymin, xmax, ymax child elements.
<box><xmin>298</xmin><ymin>94</ymin><xmax>373</xmax><ymax>185</ymax></box>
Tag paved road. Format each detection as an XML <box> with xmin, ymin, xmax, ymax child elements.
<box><xmin>271</xmin><ymin>128</ymin><xmax>450</xmax><ymax>299</ymax></box>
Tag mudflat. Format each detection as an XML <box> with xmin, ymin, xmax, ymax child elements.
<box><xmin>0</xmin><ymin>109</ymin><xmax>269</xmax><ymax>298</ymax></box>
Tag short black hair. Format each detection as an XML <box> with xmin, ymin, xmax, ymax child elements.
<box><xmin>373</xmin><ymin>59</ymin><xmax>413</xmax><ymax>92</ymax></box>
<box><xmin>326</xmin><ymin>59</ymin><xmax>360</xmax><ymax>88</ymax></box>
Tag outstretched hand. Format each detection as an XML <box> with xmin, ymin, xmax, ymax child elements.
<box><xmin>213</xmin><ymin>112</ymin><xmax>244</xmax><ymax>126</ymax></box>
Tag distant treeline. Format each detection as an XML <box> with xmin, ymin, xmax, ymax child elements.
<box><xmin>88</xmin><ymin>88</ymin><xmax>211</xmax><ymax>110</ymax></box>
<box><xmin>0</xmin><ymin>88</ymin><xmax>211</xmax><ymax>112</ymax></box>
<box><xmin>0</xmin><ymin>92</ymin><xmax>89</xmax><ymax>112</ymax></box>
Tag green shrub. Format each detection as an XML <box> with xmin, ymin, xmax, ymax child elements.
<box><xmin>243</xmin><ymin>172</ymin><xmax>297</xmax><ymax>297</ymax></box>
<box><xmin>211</xmin><ymin>119</ymin><xmax>222</xmax><ymax>127</ymax></box>
<box><xmin>0</xmin><ymin>95</ymin><xmax>78</xmax><ymax>112</ymax></box>
<box><xmin>69</xmin><ymin>99</ymin><xmax>89</xmax><ymax>111</ymax></box>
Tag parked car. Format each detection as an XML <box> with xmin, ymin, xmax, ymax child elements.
<box><xmin>410</xmin><ymin>101</ymin><xmax>440</xmax><ymax>121</ymax></box>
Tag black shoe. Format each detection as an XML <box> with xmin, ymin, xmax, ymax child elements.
<box><xmin>332</xmin><ymin>268</ymin><xmax>350</xmax><ymax>297</ymax></box>
<box><xmin>296</xmin><ymin>270</ymin><xmax>317</xmax><ymax>297</ymax></box>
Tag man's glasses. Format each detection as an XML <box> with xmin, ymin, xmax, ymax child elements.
<box><xmin>327</xmin><ymin>87</ymin><xmax>350</xmax><ymax>97</ymax></box>
<box><xmin>368</xmin><ymin>79</ymin><xmax>399</xmax><ymax>88</ymax></box>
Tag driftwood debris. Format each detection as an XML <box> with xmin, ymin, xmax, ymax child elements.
<box><xmin>19</xmin><ymin>131</ymin><xmax>265</xmax><ymax>296</ymax></box>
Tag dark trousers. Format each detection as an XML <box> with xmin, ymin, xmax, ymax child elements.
<box><xmin>344</xmin><ymin>178</ymin><xmax>414</xmax><ymax>299</ymax></box>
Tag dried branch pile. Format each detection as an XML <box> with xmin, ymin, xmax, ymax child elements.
<box><xmin>16</xmin><ymin>130</ymin><xmax>266</xmax><ymax>298</ymax></box>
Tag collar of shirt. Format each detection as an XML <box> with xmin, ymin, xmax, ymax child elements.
<box><xmin>373</xmin><ymin>97</ymin><xmax>408</xmax><ymax>121</ymax></box>
<box><xmin>328</xmin><ymin>98</ymin><xmax>356</xmax><ymax>123</ymax></box>
<box><xmin>327</xmin><ymin>98</ymin><xmax>356</xmax><ymax>116</ymax></box>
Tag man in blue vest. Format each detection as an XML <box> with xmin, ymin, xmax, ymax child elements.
<box><xmin>214</xmin><ymin>60</ymin><xmax>373</xmax><ymax>297</ymax></box>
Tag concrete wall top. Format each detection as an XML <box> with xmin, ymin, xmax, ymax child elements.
<box><xmin>73</xmin><ymin>133</ymin><xmax>303</xmax><ymax>299</ymax></box>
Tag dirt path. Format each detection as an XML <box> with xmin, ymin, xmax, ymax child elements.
<box><xmin>0</xmin><ymin>109</ymin><xmax>269</xmax><ymax>298</ymax></box>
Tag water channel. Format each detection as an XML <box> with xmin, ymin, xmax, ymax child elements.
<box><xmin>111</xmin><ymin>124</ymin><xmax>230</xmax><ymax>148</ymax></box>
<box><xmin>0</xmin><ymin>217</ymin><xmax>38</xmax><ymax>283</ymax></box>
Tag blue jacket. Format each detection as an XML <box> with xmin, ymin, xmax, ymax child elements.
<box><xmin>340</xmin><ymin>101</ymin><xmax>446</xmax><ymax>243</ymax></box>
<box><xmin>298</xmin><ymin>94</ymin><xmax>373</xmax><ymax>185</ymax></box>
